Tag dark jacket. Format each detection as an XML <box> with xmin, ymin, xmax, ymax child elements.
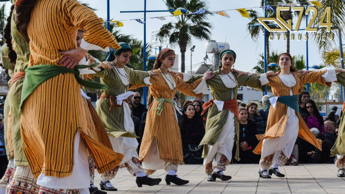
<box><xmin>179</xmin><ymin>115</ymin><xmax>205</xmax><ymax>149</ymax></box>
<box><xmin>131</xmin><ymin>103</ymin><xmax>147</xmax><ymax>121</ymax></box>
<box><xmin>326</xmin><ymin>110</ymin><xmax>336</xmax><ymax>122</ymax></box>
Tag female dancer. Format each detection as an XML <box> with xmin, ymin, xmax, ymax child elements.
<box><xmin>0</xmin><ymin>44</ymin><xmax>15</xmax><ymax>194</ymax></box>
<box><xmin>1</xmin><ymin>5</ymin><xmax>40</xmax><ymax>194</ymax></box>
<box><xmin>331</xmin><ymin>73</ymin><xmax>345</xmax><ymax>177</ymax></box>
<box><xmin>139</xmin><ymin>48</ymin><xmax>209</xmax><ymax>185</ymax></box>
<box><xmin>91</xmin><ymin>43</ymin><xmax>161</xmax><ymax>190</ymax></box>
<box><xmin>252</xmin><ymin>53</ymin><xmax>344</xmax><ymax>178</ymax></box>
<box><xmin>17</xmin><ymin>0</ymin><xmax>123</xmax><ymax>193</ymax></box>
<box><xmin>197</xmin><ymin>49</ymin><xmax>265</xmax><ymax>182</ymax></box>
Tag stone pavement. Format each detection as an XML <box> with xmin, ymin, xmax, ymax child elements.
<box><xmin>94</xmin><ymin>164</ymin><xmax>345</xmax><ymax>194</ymax></box>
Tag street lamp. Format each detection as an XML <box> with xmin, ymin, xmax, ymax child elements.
<box><xmin>190</xmin><ymin>45</ymin><xmax>195</xmax><ymax>74</ymax></box>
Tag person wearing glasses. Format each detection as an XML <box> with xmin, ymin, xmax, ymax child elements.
<box><xmin>131</xmin><ymin>92</ymin><xmax>147</xmax><ymax>122</ymax></box>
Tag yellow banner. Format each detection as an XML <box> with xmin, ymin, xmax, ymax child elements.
<box><xmin>310</xmin><ymin>1</ymin><xmax>322</xmax><ymax>8</ymax></box>
<box><xmin>111</xmin><ymin>21</ymin><xmax>124</xmax><ymax>27</ymax></box>
<box><xmin>173</xmin><ymin>9</ymin><xmax>182</xmax><ymax>16</ymax></box>
<box><xmin>236</xmin><ymin>8</ymin><xmax>250</xmax><ymax>18</ymax></box>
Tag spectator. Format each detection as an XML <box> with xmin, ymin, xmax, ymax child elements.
<box><xmin>298</xmin><ymin>92</ymin><xmax>310</xmax><ymax>116</ymax></box>
<box><xmin>174</xmin><ymin>94</ymin><xmax>182</xmax><ymax>120</ymax></box>
<box><xmin>246</xmin><ymin>102</ymin><xmax>265</xmax><ymax>134</ymax></box>
<box><xmin>131</xmin><ymin>92</ymin><xmax>147</xmax><ymax>121</ymax></box>
<box><xmin>326</xmin><ymin>106</ymin><xmax>338</xmax><ymax>122</ymax></box>
<box><xmin>233</xmin><ymin>108</ymin><xmax>260</xmax><ymax>164</ymax></box>
<box><xmin>303</xmin><ymin>99</ymin><xmax>325</xmax><ymax>134</ymax></box>
<box><xmin>192</xmin><ymin>100</ymin><xmax>203</xmax><ymax>116</ymax></box>
<box><xmin>196</xmin><ymin>98</ymin><xmax>204</xmax><ymax>106</ymax></box>
<box><xmin>298</xmin><ymin>128</ymin><xmax>320</xmax><ymax>163</ymax></box>
<box><xmin>258</xmin><ymin>95</ymin><xmax>270</xmax><ymax>123</ymax></box>
<box><xmin>324</xmin><ymin>120</ymin><xmax>337</xmax><ymax>146</ymax></box>
<box><xmin>179</xmin><ymin>103</ymin><xmax>205</xmax><ymax>164</ymax></box>
<box><xmin>0</xmin><ymin>114</ymin><xmax>7</xmax><ymax>177</ymax></box>
<box><xmin>239</xmin><ymin>103</ymin><xmax>246</xmax><ymax>108</ymax></box>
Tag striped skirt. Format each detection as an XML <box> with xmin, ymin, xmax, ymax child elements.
<box><xmin>21</xmin><ymin>73</ymin><xmax>123</xmax><ymax>178</ymax></box>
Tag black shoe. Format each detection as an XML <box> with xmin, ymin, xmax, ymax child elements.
<box><xmin>337</xmin><ymin>169</ymin><xmax>345</xmax><ymax>177</ymax></box>
<box><xmin>211</xmin><ymin>171</ymin><xmax>231</xmax><ymax>181</ymax></box>
<box><xmin>268</xmin><ymin>168</ymin><xmax>285</xmax><ymax>177</ymax></box>
<box><xmin>207</xmin><ymin>175</ymin><xmax>216</xmax><ymax>182</ymax></box>
<box><xmin>136</xmin><ymin>176</ymin><xmax>162</xmax><ymax>187</ymax></box>
<box><xmin>258</xmin><ymin>170</ymin><xmax>271</xmax><ymax>178</ymax></box>
<box><xmin>99</xmin><ymin>181</ymin><xmax>117</xmax><ymax>191</ymax></box>
<box><xmin>89</xmin><ymin>187</ymin><xmax>107</xmax><ymax>194</ymax></box>
<box><xmin>165</xmin><ymin>175</ymin><xmax>189</xmax><ymax>185</ymax></box>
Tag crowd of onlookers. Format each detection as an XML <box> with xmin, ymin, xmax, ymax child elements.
<box><xmin>125</xmin><ymin>91</ymin><xmax>342</xmax><ymax>165</ymax></box>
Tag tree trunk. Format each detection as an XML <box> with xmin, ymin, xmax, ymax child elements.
<box><xmin>181</xmin><ymin>50</ymin><xmax>185</xmax><ymax>73</ymax></box>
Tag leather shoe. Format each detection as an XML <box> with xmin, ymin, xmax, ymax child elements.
<box><xmin>136</xmin><ymin>176</ymin><xmax>162</xmax><ymax>187</ymax></box>
<box><xmin>337</xmin><ymin>169</ymin><xmax>345</xmax><ymax>177</ymax></box>
<box><xmin>165</xmin><ymin>175</ymin><xmax>189</xmax><ymax>185</ymax></box>
<box><xmin>207</xmin><ymin>175</ymin><xmax>216</xmax><ymax>182</ymax></box>
<box><xmin>99</xmin><ymin>181</ymin><xmax>117</xmax><ymax>191</ymax></box>
<box><xmin>258</xmin><ymin>170</ymin><xmax>271</xmax><ymax>178</ymax></box>
<box><xmin>268</xmin><ymin>168</ymin><xmax>285</xmax><ymax>177</ymax></box>
<box><xmin>211</xmin><ymin>171</ymin><xmax>231</xmax><ymax>181</ymax></box>
<box><xmin>89</xmin><ymin>187</ymin><xmax>107</xmax><ymax>194</ymax></box>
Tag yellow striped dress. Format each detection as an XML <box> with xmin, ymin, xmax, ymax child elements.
<box><xmin>20</xmin><ymin>0</ymin><xmax>123</xmax><ymax>180</ymax></box>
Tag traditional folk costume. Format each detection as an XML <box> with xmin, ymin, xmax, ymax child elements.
<box><xmin>196</xmin><ymin>50</ymin><xmax>264</xmax><ymax>181</ymax></box>
<box><xmin>331</xmin><ymin>73</ymin><xmax>345</xmax><ymax>177</ymax></box>
<box><xmin>254</xmin><ymin>70</ymin><xmax>336</xmax><ymax>177</ymax></box>
<box><xmin>19</xmin><ymin>0</ymin><xmax>123</xmax><ymax>192</ymax></box>
<box><xmin>0</xmin><ymin>45</ymin><xmax>16</xmax><ymax>194</ymax></box>
<box><xmin>4</xmin><ymin>9</ymin><xmax>40</xmax><ymax>194</ymax></box>
<box><xmin>91</xmin><ymin>44</ymin><xmax>160</xmax><ymax>189</ymax></box>
<box><xmin>139</xmin><ymin>48</ymin><xmax>206</xmax><ymax>185</ymax></box>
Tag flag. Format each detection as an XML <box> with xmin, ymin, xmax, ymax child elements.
<box><xmin>193</xmin><ymin>8</ymin><xmax>206</xmax><ymax>15</ymax></box>
<box><xmin>236</xmin><ymin>8</ymin><xmax>250</xmax><ymax>18</ymax></box>
<box><xmin>110</xmin><ymin>20</ymin><xmax>123</xmax><ymax>27</ymax></box>
<box><xmin>153</xmin><ymin>16</ymin><xmax>166</xmax><ymax>20</ymax></box>
<box><xmin>310</xmin><ymin>1</ymin><xmax>322</xmax><ymax>7</ymax></box>
<box><xmin>135</xmin><ymin>19</ymin><xmax>145</xmax><ymax>24</ymax></box>
<box><xmin>173</xmin><ymin>9</ymin><xmax>182</xmax><ymax>16</ymax></box>
<box><xmin>217</xmin><ymin>11</ymin><xmax>230</xmax><ymax>18</ymax></box>
<box><xmin>265</xmin><ymin>5</ymin><xmax>274</xmax><ymax>11</ymax></box>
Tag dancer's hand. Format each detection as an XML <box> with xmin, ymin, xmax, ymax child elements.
<box><xmin>58</xmin><ymin>55</ymin><xmax>78</xmax><ymax>69</ymax></box>
<box><xmin>59</xmin><ymin>47</ymin><xmax>88</xmax><ymax>69</ymax></box>
<box><xmin>231</xmin><ymin>69</ymin><xmax>248</xmax><ymax>77</ymax></box>
<box><xmin>266</xmin><ymin>71</ymin><xmax>279</xmax><ymax>77</ymax></box>
<box><xmin>204</xmin><ymin>71</ymin><xmax>215</xmax><ymax>80</ymax></box>
<box><xmin>101</xmin><ymin>61</ymin><xmax>113</xmax><ymax>69</ymax></box>
<box><xmin>148</xmin><ymin>71</ymin><xmax>157</xmax><ymax>76</ymax></box>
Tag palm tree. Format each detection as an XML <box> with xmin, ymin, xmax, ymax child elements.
<box><xmin>0</xmin><ymin>4</ymin><xmax>6</xmax><ymax>46</ymax></box>
<box><xmin>312</xmin><ymin>0</ymin><xmax>345</xmax><ymax>51</ymax></box>
<box><xmin>157</xmin><ymin>0</ymin><xmax>212</xmax><ymax>72</ymax></box>
<box><xmin>322</xmin><ymin>48</ymin><xmax>345</xmax><ymax>67</ymax></box>
<box><xmin>253</xmin><ymin>51</ymin><xmax>280</xmax><ymax>73</ymax></box>
<box><xmin>292</xmin><ymin>55</ymin><xmax>306</xmax><ymax>70</ymax></box>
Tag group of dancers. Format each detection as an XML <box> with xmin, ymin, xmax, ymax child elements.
<box><xmin>1</xmin><ymin>0</ymin><xmax>345</xmax><ymax>194</ymax></box>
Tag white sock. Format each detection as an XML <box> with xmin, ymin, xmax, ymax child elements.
<box><xmin>208</xmin><ymin>175</ymin><xmax>213</xmax><ymax>179</ymax></box>
<box><xmin>213</xmin><ymin>168</ymin><xmax>222</xmax><ymax>172</ymax></box>
<box><xmin>90</xmin><ymin>182</ymin><xmax>96</xmax><ymax>188</ymax></box>
<box><xmin>339</xmin><ymin>169</ymin><xmax>344</xmax><ymax>174</ymax></box>
<box><xmin>271</xmin><ymin>164</ymin><xmax>279</xmax><ymax>169</ymax></box>
<box><xmin>101</xmin><ymin>180</ymin><xmax>113</xmax><ymax>188</ymax></box>
<box><xmin>167</xmin><ymin>169</ymin><xmax>176</xmax><ymax>176</ymax></box>
<box><xmin>135</xmin><ymin>172</ymin><xmax>146</xmax><ymax>177</ymax></box>
<box><xmin>260</xmin><ymin>168</ymin><xmax>269</xmax><ymax>176</ymax></box>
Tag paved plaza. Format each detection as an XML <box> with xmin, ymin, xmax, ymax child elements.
<box><xmin>94</xmin><ymin>164</ymin><xmax>345</xmax><ymax>194</ymax></box>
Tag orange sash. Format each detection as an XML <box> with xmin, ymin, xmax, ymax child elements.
<box><xmin>201</xmin><ymin>99</ymin><xmax>240</xmax><ymax>122</ymax></box>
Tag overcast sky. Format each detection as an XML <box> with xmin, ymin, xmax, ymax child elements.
<box><xmin>1</xmin><ymin>0</ymin><xmax>343</xmax><ymax>73</ymax></box>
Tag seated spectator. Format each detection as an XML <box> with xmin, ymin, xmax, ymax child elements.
<box><xmin>174</xmin><ymin>94</ymin><xmax>182</xmax><ymax>120</ymax></box>
<box><xmin>298</xmin><ymin>128</ymin><xmax>320</xmax><ymax>163</ymax></box>
<box><xmin>324</xmin><ymin>120</ymin><xmax>337</xmax><ymax>146</ymax></box>
<box><xmin>196</xmin><ymin>98</ymin><xmax>204</xmax><ymax>106</ymax></box>
<box><xmin>258</xmin><ymin>95</ymin><xmax>270</xmax><ymax>123</ymax></box>
<box><xmin>303</xmin><ymin>99</ymin><xmax>325</xmax><ymax>134</ymax></box>
<box><xmin>232</xmin><ymin>108</ymin><xmax>260</xmax><ymax>164</ymax></box>
<box><xmin>246</xmin><ymin>102</ymin><xmax>265</xmax><ymax>134</ymax></box>
<box><xmin>179</xmin><ymin>103</ymin><xmax>205</xmax><ymax>164</ymax></box>
<box><xmin>326</xmin><ymin>106</ymin><xmax>338</xmax><ymax>122</ymax></box>
<box><xmin>312</xmin><ymin>121</ymin><xmax>337</xmax><ymax>163</ymax></box>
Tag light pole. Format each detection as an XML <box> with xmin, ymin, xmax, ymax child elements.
<box><xmin>306</xmin><ymin>10</ymin><xmax>309</xmax><ymax>93</ymax></box>
<box><xmin>264</xmin><ymin>0</ymin><xmax>268</xmax><ymax>95</ymax></box>
<box><xmin>190</xmin><ymin>45</ymin><xmax>195</xmax><ymax>74</ymax></box>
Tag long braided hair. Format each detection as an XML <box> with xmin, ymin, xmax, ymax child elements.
<box><xmin>3</xmin><ymin>5</ymin><xmax>16</xmax><ymax>64</ymax></box>
<box><xmin>14</xmin><ymin>0</ymin><xmax>38</xmax><ymax>43</ymax></box>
